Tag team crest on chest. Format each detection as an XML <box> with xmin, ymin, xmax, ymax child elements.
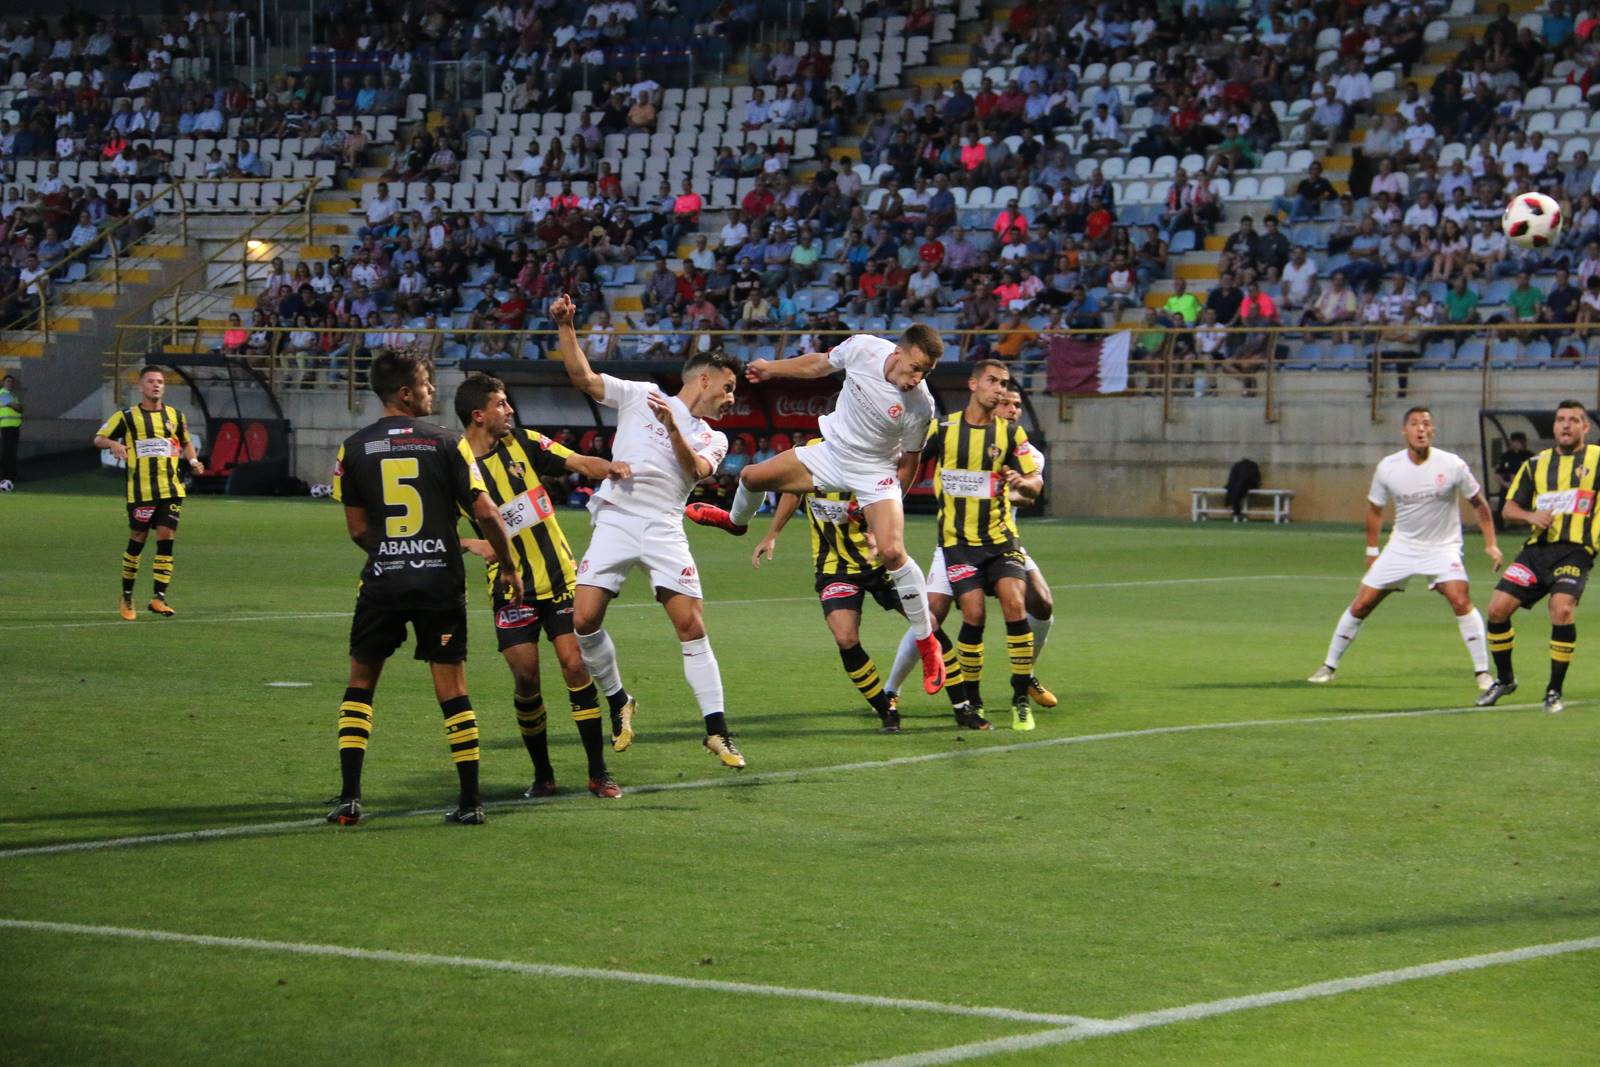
<box><xmin>507</xmin><ymin>459</ymin><xmax>526</xmax><ymax>480</ymax></box>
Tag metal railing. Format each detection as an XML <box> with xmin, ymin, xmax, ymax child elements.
<box><xmin>104</xmin><ymin>321</ymin><xmax>1600</xmax><ymax>417</ymax></box>
<box><xmin>117</xmin><ymin>178</ymin><xmax>319</xmax><ymax>338</ymax></box>
<box><xmin>0</xmin><ymin>182</ymin><xmax>191</xmax><ymax>342</ymax></box>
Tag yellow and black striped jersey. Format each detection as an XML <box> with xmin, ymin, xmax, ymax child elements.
<box><xmin>463</xmin><ymin>428</ymin><xmax>578</xmax><ymax>600</ymax></box>
<box><xmin>805</xmin><ymin>486</ymin><xmax>879</xmax><ymax>576</ymax></box>
<box><xmin>925</xmin><ymin>413</ymin><xmax>1041</xmax><ymax>549</ymax></box>
<box><xmin>1508</xmin><ymin>443</ymin><xmax>1600</xmax><ymax>551</ymax></box>
<box><xmin>96</xmin><ymin>404</ymin><xmax>191</xmax><ymax>503</ymax></box>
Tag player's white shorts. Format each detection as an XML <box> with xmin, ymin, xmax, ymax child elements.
<box><xmin>925</xmin><ymin>545</ymin><xmax>1041</xmax><ymax>596</ymax></box>
<box><xmin>577</xmin><ymin>504</ymin><xmax>703</xmax><ymax>599</ymax></box>
<box><xmin>795</xmin><ymin>437</ymin><xmax>902</xmax><ymax>506</ymax></box>
<box><xmin>1361</xmin><ymin>540</ymin><xmax>1469</xmax><ymax>591</ymax></box>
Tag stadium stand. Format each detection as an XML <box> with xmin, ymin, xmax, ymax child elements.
<box><xmin>15</xmin><ymin>0</ymin><xmax>1598</xmax><ymax>395</ymax></box>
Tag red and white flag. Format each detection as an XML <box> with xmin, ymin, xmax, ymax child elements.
<box><xmin>1046</xmin><ymin>331</ymin><xmax>1133</xmax><ymax>395</ymax></box>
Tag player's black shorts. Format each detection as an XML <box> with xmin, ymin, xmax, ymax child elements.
<box><xmin>350</xmin><ymin>598</ymin><xmax>469</xmax><ymax>664</ymax></box>
<box><xmin>943</xmin><ymin>543</ymin><xmax>1028</xmax><ymax>598</ymax></box>
<box><xmin>491</xmin><ymin>590</ymin><xmax>576</xmax><ymax>651</ymax></box>
<box><xmin>816</xmin><ymin>570</ymin><xmax>902</xmax><ymax>617</ymax></box>
<box><xmin>1495</xmin><ymin>542</ymin><xmax>1595</xmax><ymax>607</ymax></box>
<box><xmin>128</xmin><ymin>498</ymin><xmax>182</xmax><ymax>532</ymax></box>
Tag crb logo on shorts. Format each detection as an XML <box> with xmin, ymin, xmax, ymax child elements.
<box><xmin>1554</xmin><ymin>565</ymin><xmax>1584</xmax><ymax>581</ymax></box>
<box><xmin>496</xmin><ymin>604</ymin><xmax>538</xmax><ymax>629</ymax></box>
<box><xmin>132</xmin><ymin>505</ymin><xmax>156</xmax><ymax>523</ymax></box>
<box><xmin>1503</xmin><ymin>563</ymin><xmax>1537</xmax><ymax>587</ymax></box>
<box><xmin>820</xmin><ymin>581</ymin><xmax>860</xmax><ymax>601</ymax></box>
<box><xmin>947</xmin><ymin>563</ymin><xmax>979</xmax><ymax>582</ymax></box>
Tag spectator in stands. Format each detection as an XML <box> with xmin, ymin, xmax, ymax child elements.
<box><xmin>1444</xmin><ymin>275</ymin><xmax>1480</xmax><ymax>326</ymax></box>
<box><xmin>1302</xmin><ymin>270</ymin><xmax>1359</xmax><ymax>333</ymax></box>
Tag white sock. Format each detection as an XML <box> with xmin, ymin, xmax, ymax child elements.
<box><xmin>888</xmin><ymin>560</ymin><xmax>934</xmax><ymax>639</ymax></box>
<box><xmin>728</xmin><ymin>482</ymin><xmax>761</xmax><ymax>526</ymax></box>
<box><xmin>680</xmin><ymin>636</ymin><xmax>725</xmax><ymax>716</ymax></box>
<box><xmin>1324</xmin><ymin>609</ymin><xmax>1363</xmax><ymax>669</ymax></box>
<box><xmin>887</xmin><ymin>626</ymin><xmax>920</xmax><ymax>694</ymax></box>
<box><xmin>1457</xmin><ymin>608</ymin><xmax>1489</xmax><ymax>673</ymax></box>
<box><xmin>1028</xmin><ymin>612</ymin><xmax>1052</xmax><ymax>657</ymax></box>
<box><xmin>577</xmin><ymin>628</ymin><xmax>624</xmax><ymax>697</ymax></box>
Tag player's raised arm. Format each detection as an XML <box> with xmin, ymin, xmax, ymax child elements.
<box><xmin>746</xmin><ymin>350</ymin><xmax>834</xmax><ymax>383</ymax></box>
<box><xmin>551</xmin><ymin>293</ymin><xmax>606</xmax><ymax>401</ymax></box>
<box><xmin>753</xmin><ymin>491</ymin><xmax>802</xmax><ymax>567</ymax></box>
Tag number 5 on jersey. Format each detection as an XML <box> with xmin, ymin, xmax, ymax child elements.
<box><xmin>381</xmin><ymin>457</ymin><xmax>422</xmax><ymax>537</ymax></box>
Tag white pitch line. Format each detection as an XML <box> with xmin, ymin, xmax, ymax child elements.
<box><xmin>0</xmin><ymin>918</ymin><xmax>1098</xmax><ymax>1027</ymax></box>
<box><xmin>848</xmin><ymin>934</ymin><xmax>1600</xmax><ymax>1066</ymax></box>
<box><xmin>0</xmin><ymin>698</ymin><xmax>1560</xmax><ymax>861</ymax></box>
<box><xmin>0</xmin><ymin>575</ymin><xmax>1348</xmax><ymax>632</ymax></box>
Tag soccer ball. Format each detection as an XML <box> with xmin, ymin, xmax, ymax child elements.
<box><xmin>309</xmin><ymin>482</ymin><xmax>332</xmax><ymax>498</ymax></box>
<box><xmin>1502</xmin><ymin>192</ymin><xmax>1563</xmax><ymax>248</ymax></box>
<box><xmin>0</xmin><ymin>479</ymin><xmax>12</xmax><ymax>492</ymax></box>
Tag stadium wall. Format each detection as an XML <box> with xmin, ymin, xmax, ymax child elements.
<box><xmin>1042</xmin><ymin>370</ymin><xmax>1600</xmax><ymax>523</ymax></box>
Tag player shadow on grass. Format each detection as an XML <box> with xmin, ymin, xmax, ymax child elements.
<box><xmin>1299</xmin><ymin>889</ymin><xmax>1600</xmax><ymax>938</ymax></box>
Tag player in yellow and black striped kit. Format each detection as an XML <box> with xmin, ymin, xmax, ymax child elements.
<box><xmin>93</xmin><ymin>365</ymin><xmax>205</xmax><ymax>620</ymax></box>
<box><xmin>751</xmin><ymin>441</ymin><xmax>973</xmax><ymax>732</ymax></box>
<box><xmin>920</xmin><ymin>360</ymin><xmax>1045</xmax><ymax>731</ymax></box>
<box><xmin>455</xmin><ymin>373</ymin><xmax>635</xmax><ymax>798</ymax></box>
<box><xmin>1478</xmin><ymin>400</ymin><xmax>1600</xmax><ymax>713</ymax></box>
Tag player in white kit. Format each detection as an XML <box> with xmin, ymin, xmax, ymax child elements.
<box><xmin>550</xmin><ymin>295</ymin><xmax>748</xmax><ymax>769</ymax></box>
<box><xmin>1308</xmin><ymin>406</ymin><xmax>1502</xmax><ymax>688</ymax></box>
<box><xmin>685</xmin><ymin>325</ymin><xmax>950</xmax><ymax>693</ymax></box>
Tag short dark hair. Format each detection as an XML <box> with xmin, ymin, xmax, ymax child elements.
<box><xmin>900</xmin><ymin>322</ymin><xmax>944</xmax><ymax>365</ymax></box>
<box><xmin>138</xmin><ymin>365</ymin><xmax>164</xmax><ymax>378</ymax></box>
<box><xmin>1402</xmin><ymin>405</ymin><xmax>1432</xmax><ymax>422</ymax></box>
<box><xmin>455</xmin><ymin>371</ymin><xmax>506</xmax><ymax>427</ymax></box>
<box><xmin>969</xmin><ymin>358</ymin><xmax>1010</xmax><ymax>381</ymax></box>
<box><xmin>1556</xmin><ymin>399</ymin><xmax>1588</xmax><ymax>416</ymax></box>
<box><xmin>1510</xmin><ymin>432</ymin><xmax>1528</xmax><ymax>443</ymax></box>
<box><xmin>1001</xmin><ymin>380</ymin><xmax>1023</xmax><ymax>396</ymax></box>
<box><xmin>370</xmin><ymin>350</ymin><xmax>430</xmax><ymax>403</ymax></box>
<box><xmin>682</xmin><ymin>349</ymin><xmax>742</xmax><ymax>379</ymax></box>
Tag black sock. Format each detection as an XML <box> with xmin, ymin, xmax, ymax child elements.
<box><xmin>704</xmin><ymin>711</ymin><xmax>728</xmax><ymax>736</ymax></box>
<box><xmin>440</xmin><ymin>695</ymin><xmax>481</xmax><ymax>808</ymax></box>
<box><xmin>121</xmin><ymin>539</ymin><xmax>145</xmax><ymax>596</ymax></box>
<box><xmin>935</xmin><ymin>628</ymin><xmax>967</xmax><ymax>709</ymax></box>
<box><xmin>1005</xmin><ymin>618</ymin><xmax>1034</xmax><ymax>701</ymax></box>
<box><xmin>1487</xmin><ymin>618</ymin><xmax>1515</xmax><ymax>682</ymax></box>
<box><xmin>1549</xmin><ymin>623</ymin><xmax>1576</xmax><ymax>693</ymax></box>
<box><xmin>838</xmin><ymin>643</ymin><xmax>893</xmax><ymax>716</ymax></box>
<box><xmin>514</xmin><ymin>694</ymin><xmax>554</xmax><ymax>781</ymax></box>
<box><xmin>336</xmin><ymin>686</ymin><xmax>374</xmax><ymax>801</ymax></box>
<box><xmin>568</xmin><ymin>682</ymin><xmax>608</xmax><ymax>778</ymax></box>
<box><xmin>152</xmin><ymin>538</ymin><xmax>174</xmax><ymax>599</ymax></box>
<box><xmin>604</xmin><ymin>686</ymin><xmax>630</xmax><ymax>714</ymax></box>
<box><xmin>957</xmin><ymin>621</ymin><xmax>985</xmax><ymax>708</ymax></box>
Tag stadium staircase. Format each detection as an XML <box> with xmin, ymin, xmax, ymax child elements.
<box><xmin>7</xmin><ymin>230</ymin><xmax>200</xmax><ymax>456</ymax></box>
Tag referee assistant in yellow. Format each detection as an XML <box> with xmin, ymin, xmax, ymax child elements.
<box><xmin>455</xmin><ymin>372</ymin><xmax>634</xmax><ymax>800</ymax></box>
<box><xmin>1478</xmin><ymin>400</ymin><xmax>1600</xmax><ymax>714</ymax></box>
<box><xmin>93</xmin><ymin>366</ymin><xmax>205</xmax><ymax>620</ymax></box>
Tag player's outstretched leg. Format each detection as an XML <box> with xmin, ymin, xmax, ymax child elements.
<box><xmin>327</xmin><ymin>683</ymin><xmax>374</xmax><ymax>826</ymax></box>
<box><xmin>1309</xmin><ymin>608</ymin><xmax>1364</xmax><ymax>683</ymax></box>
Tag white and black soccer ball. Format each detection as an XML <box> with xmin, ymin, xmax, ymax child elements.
<box><xmin>309</xmin><ymin>482</ymin><xmax>333</xmax><ymax>498</ymax></box>
<box><xmin>0</xmin><ymin>479</ymin><xmax>13</xmax><ymax>492</ymax></box>
<box><xmin>1502</xmin><ymin>191</ymin><xmax>1563</xmax><ymax>248</ymax></box>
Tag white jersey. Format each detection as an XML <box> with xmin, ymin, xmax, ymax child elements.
<box><xmin>819</xmin><ymin>334</ymin><xmax>935</xmax><ymax>463</ymax></box>
<box><xmin>1368</xmin><ymin>447</ymin><xmax>1481</xmax><ymax>548</ymax></box>
<box><xmin>591</xmin><ymin>374</ymin><xmax>728</xmax><ymax>520</ymax></box>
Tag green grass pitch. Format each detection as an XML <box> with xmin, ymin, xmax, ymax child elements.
<box><xmin>1</xmin><ymin>479</ymin><xmax>1597</xmax><ymax>1065</ymax></box>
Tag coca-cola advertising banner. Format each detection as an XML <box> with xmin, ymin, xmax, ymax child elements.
<box><xmin>712</xmin><ymin>380</ymin><xmax>837</xmax><ymax>431</ymax></box>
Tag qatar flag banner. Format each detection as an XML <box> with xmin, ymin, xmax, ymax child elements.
<box><xmin>1046</xmin><ymin>331</ymin><xmax>1133</xmax><ymax>395</ymax></box>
